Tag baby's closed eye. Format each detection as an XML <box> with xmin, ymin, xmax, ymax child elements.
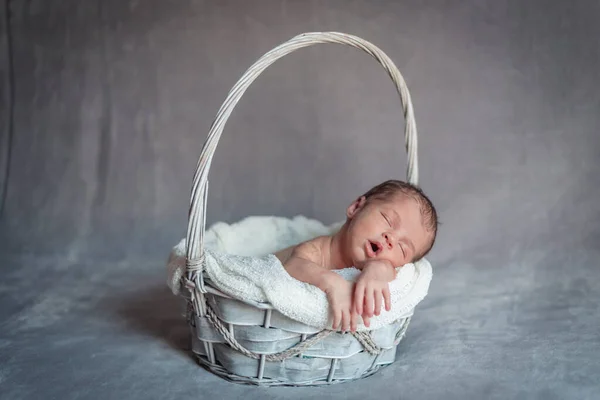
<box><xmin>380</xmin><ymin>212</ymin><xmax>392</xmax><ymax>226</ymax></box>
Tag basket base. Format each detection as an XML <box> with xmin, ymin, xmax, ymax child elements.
<box><xmin>193</xmin><ymin>351</ymin><xmax>395</xmax><ymax>387</ymax></box>
<box><xmin>190</xmin><ymin>330</ymin><xmax>403</xmax><ymax>386</ymax></box>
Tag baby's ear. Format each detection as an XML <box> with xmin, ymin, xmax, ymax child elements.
<box><xmin>346</xmin><ymin>196</ymin><xmax>367</xmax><ymax>219</ymax></box>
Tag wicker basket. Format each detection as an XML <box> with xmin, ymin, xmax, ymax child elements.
<box><xmin>180</xmin><ymin>32</ymin><xmax>422</xmax><ymax>386</ymax></box>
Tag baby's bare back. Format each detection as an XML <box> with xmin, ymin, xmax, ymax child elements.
<box><xmin>274</xmin><ymin>236</ymin><xmax>330</xmax><ymax>268</ymax></box>
<box><xmin>273</xmin><ymin>245</ymin><xmax>295</xmax><ymax>264</ymax></box>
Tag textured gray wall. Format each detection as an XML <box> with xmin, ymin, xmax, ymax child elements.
<box><xmin>1</xmin><ymin>0</ymin><xmax>599</xmax><ymax>265</ymax></box>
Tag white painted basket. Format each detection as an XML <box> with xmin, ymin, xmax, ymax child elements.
<box><xmin>181</xmin><ymin>32</ymin><xmax>420</xmax><ymax>386</ymax></box>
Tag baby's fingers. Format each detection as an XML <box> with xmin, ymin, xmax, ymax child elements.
<box><xmin>350</xmin><ymin>308</ymin><xmax>358</xmax><ymax>332</ymax></box>
<box><xmin>362</xmin><ymin>312</ymin><xmax>371</xmax><ymax>328</ymax></box>
<box><xmin>341</xmin><ymin>309</ymin><xmax>351</xmax><ymax>332</ymax></box>
<box><xmin>365</xmin><ymin>290</ymin><xmax>374</xmax><ymax>317</ymax></box>
<box><xmin>332</xmin><ymin>309</ymin><xmax>341</xmax><ymax>330</ymax></box>
<box><xmin>383</xmin><ymin>286</ymin><xmax>391</xmax><ymax>311</ymax></box>
<box><xmin>354</xmin><ymin>284</ymin><xmax>365</xmax><ymax>315</ymax></box>
<box><xmin>374</xmin><ymin>289</ymin><xmax>382</xmax><ymax>316</ymax></box>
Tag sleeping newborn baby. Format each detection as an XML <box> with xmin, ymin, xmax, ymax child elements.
<box><xmin>275</xmin><ymin>180</ymin><xmax>438</xmax><ymax>332</ymax></box>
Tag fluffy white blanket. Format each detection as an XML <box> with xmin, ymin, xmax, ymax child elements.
<box><xmin>167</xmin><ymin>215</ymin><xmax>432</xmax><ymax>331</ymax></box>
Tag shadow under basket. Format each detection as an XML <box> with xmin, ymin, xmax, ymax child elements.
<box><xmin>178</xmin><ymin>32</ymin><xmax>425</xmax><ymax>386</ymax></box>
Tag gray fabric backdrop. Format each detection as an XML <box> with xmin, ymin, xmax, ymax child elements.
<box><xmin>1</xmin><ymin>1</ymin><xmax>599</xmax><ymax>399</ymax></box>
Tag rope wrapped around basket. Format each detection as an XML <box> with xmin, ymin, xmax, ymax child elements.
<box><xmin>184</xmin><ymin>273</ymin><xmax>384</xmax><ymax>360</ymax></box>
<box><xmin>182</xmin><ymin>32</ymin><xmax>420</xmax><ymax>384</ymax></box>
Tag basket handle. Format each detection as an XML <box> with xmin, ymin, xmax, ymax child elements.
<box><xmin>185</xmin><ymin>32</ymin><xmax>419</xmax><ymax>277</ymax></box>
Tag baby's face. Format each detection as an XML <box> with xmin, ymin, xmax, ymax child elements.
<box><xmin>344</xmin><ymin>194</ymin><xmax>430</xmax><ymax>268</ymax></box>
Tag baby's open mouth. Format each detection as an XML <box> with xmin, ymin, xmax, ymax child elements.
<box><xmin>369</xmin><ymin>240</ymin><xmax>382</xmax><ymax>256</ymax></box>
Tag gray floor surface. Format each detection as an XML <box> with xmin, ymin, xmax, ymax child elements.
<box><xmin>1</xmin><ymin>242</ymin><xmax>598</xmax><ymax>400</ymax></box>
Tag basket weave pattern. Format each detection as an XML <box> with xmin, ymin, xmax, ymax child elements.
<box><xmin>181</xmin><ymin>32</ymin><xmax>420</xmax><ymax>386</ymax></box>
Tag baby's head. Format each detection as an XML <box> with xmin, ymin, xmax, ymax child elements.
<box><xmin>342</xmin><ymin>180</ymin><xmax>438</xmax><ymax>268</ymax></box>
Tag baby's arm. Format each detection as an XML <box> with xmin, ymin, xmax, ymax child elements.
<box><xmin>354</xmin><ymin>260</ymin><xmax>396</xmax><ymax>327</ymax></box>
<box><xmin>282</xmin><ymin>242</ymin><xmax>358</xmax><ymax>331</ymax></box>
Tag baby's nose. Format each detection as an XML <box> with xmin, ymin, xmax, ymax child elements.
<box><xmin>383</xmin><ymin>233</ymin><xmax>394</xmax><ymax>249</ymax></box>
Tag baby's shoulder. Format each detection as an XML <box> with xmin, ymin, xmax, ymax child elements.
<box><xmin>294</xmin><ymin>237</ymin><xmax>324</xmax><ymax>257</ymax></box>
<box><xmin>293</xmin><ymin>236</ymin><xmax>331</xmax><ymax>265</ymax></box>
<box><xmin>276</xmin><ymin>236</ymin><xmax>330</xmax><ymax>265</ymax></box>
<box><xmin>274</xmin><ymin>236</ymin><xmax>324</xmax><ymax>264</ymax></box>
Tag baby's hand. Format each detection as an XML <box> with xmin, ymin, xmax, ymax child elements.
<box><xmin>354</xmin><ymin>260</ymin><xmax>395</xmax><ymax>326</ymax></box>
<box><xmin>323</xmin><ymin>274</ymin><xmax>359</xmax><ymax>332</ymax></box>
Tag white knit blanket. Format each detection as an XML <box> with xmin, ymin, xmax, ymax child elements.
<box><xmin>167</xmin><ymin>215</ymin><xmax>432</xmax><ymax>331</ymax></box>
